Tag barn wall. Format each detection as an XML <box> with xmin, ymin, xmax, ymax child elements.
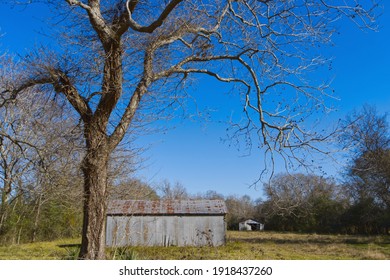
<box><xmin>106</xmin><ymin>215</ymin><xmax>226</xmax><ymax>247</ymax></box>
<box><xmin>239</xmin><ymin>222</ymin><xmax>251</xmax><ymax>231</ymax></box>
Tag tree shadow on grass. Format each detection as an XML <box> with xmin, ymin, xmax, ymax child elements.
<box><xmin>58</xmin><ymin>244</ymin><xmax>81</xmax><ymax>248</ymax></box>
<box><xmin>229</xmin><ymin>234</ymin><xmax>390</xmax><ymax>246</ymax></box>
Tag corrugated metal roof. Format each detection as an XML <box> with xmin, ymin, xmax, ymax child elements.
<box><xmin>107</xmin><ymin>200</ymin><xmax>227</xmax><ymax>215</ymax></box>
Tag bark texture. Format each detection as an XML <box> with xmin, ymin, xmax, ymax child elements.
<box><xmin>80</xmin><ymin>126</ymin><xmax>110</xmax><ymax>259</ymax></box>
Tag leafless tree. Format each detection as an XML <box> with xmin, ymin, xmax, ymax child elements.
<box><xmin>0</xmin><ymin>55</ymin><xmax>83</xmax><ymax>242</ymax></box>
<box><xmin>225</xmin><ymin>194</ymin><xmax>256</xmax><ymax>229</ymax></box>
<box><xmin>109</xmin><ymin>178</ymin><xmax>158</xmax><ymax>200</ymax></box>
<box><xmin>2</xmin><ymin>0</ymin><xmax>378</xmax><ymax>258</ymax></box>
<box><xmin>261</xmin><ymin>173</ymin><xmax>349</xmax><ymax>232</ymax></box>
<box><xmin>0</xmin><ymin>57</ymin><xmax>39</xmax><ymax>234</ymax></box>
<box><xmin>263</xmin><ymin>173</ymin><xmax>339</xmax><ymax>218</ymax></box>
<box><xmin>341</xmin><ymin>105</ymin><xmax>390</xmax><ymax>209</ymax></box>
<box><xmin>158</xmin><ymin>179</ymin><xmax>189</xmax><ymax>200</ymax></box>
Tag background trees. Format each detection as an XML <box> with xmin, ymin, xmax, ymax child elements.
<box><xmin>225</xmin><ymin>195</ymin><xmax>257</xmax><ymax>230</ymax></box>
<box><xmin>158</xmin><ymin>180</ymin><xmax>190</xmax><ymax>200</ymax></box>
<box><xmin>0</xmin><ymin>57</ymin><xmax>84</xmax><ymax>243</ymax></box>
<box><xmin>341</xmin><ymin>106</ymin><xmax>390</xmax><ymax>207</ymax></box>
<box><xmin>261</xmin><ymin>173</ymin><xmax>347</xmax><ymax>233</ymax></box>
<box><xmin>340</xmin><ymin>105</ymin><xmax>390</xmax><ymax>234</ymax></box>
<box><xmin>257</xmin><ymin>106</ymin><xmax>390</xmax><ymax>234</ymax></box>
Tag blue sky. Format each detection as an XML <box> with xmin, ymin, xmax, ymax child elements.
<box><xmin>1</xmin><ymin>2</ymin><xmax>389</xmax><ymax>199</ymax></box>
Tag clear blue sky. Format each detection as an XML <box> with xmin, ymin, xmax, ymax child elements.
<box><xmin>1</xmin><ymin>2</ymin><xmax>389</xmax><ymax>199</ymax></box>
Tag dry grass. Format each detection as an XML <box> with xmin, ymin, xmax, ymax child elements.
<box><xmin>131</xmin><ymin>231</ymin><xmax>390</xmax><ymax>260</ymax></box>
<box><xmin>0</xmin><ymin>231</ymin><xmax>389</xmax><ymax>260</ymax></box>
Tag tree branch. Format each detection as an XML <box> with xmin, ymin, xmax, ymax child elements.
<box><xmin>108</xmin><ymin>77</ymin><xmax>149</xmax><ymax>151</ymax></box>
<box><xmin>66</xmin><ymin>0</ymin><xmax>117</xmax><ymax>45</ymax></box>
<box><xmin>11</xmin><ymin>69</ymin><xmax>92</xmax><ymax>123</ymax></box>
<box><xmin>126</xmin><ymin>0</ymin><xmax>184</xmax><ymax>33</ymax></box>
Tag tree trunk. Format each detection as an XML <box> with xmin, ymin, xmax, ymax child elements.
<box><xmin>0</xmin><ymin>173</ymin><xmax>11</xmax><ymax>234</ymax></box>
<box><xmin>77</xmin><ymin>41</ymin><xmax>126</xmax><ymax>259</ymax></box>
<box><xmin>78</xmin><ymin>129</ymin><xmax>110</xmax><ymax>260</ymax></box>
<box><xmin>0</xmin><ymin>206</ymin><xmax>8</xmax><ymax>234</ymax></box>
<box><xmin>31</xmin><ymin>194</ymin><xmax>43</xmax><ymax>243</ymax></box>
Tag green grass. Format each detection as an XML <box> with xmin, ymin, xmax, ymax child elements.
<box><xmin>0</xmin><ymin>232</ymin><xmax>389</xmax><ymax>260</ymax></box>
<box><xmin>130</xmin><ymin>231</ymin><xmax>390</xmax><ymax>260</ymax></box>
<box><xmin>0</xmin><ymin>238</ymin><xmax>81</xmax><ymax>260</ymax></box>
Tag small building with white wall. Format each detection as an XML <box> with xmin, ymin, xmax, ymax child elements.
<box><xmin>239</xmin><ymin>219</ymin><xmax>264</xmax><ymax>231</ymax></box>
<box><xmin>106</xmin><ymin>200</ymin><xmax>227</xmax><ymax>247</ymax></box>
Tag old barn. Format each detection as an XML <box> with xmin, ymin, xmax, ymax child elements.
<box><xmin>106</xmin><ymin>200</ymin><xmax>227</xmax><ymax>247</ymax></box>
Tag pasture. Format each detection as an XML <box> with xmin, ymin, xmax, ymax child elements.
<box><xmin>0</xmin><ymin>231</ymin><xmax>389</xmax><ymax>260</ymax></box>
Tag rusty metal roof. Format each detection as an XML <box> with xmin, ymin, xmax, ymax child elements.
<box><xmin>107</xmin><ymin>200</ymin><xmax>227</xmax><ymax>215</ymax></box>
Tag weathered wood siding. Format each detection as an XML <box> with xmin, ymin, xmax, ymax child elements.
<box><xmin>106</xmin><ymin>215</ymin><xmax>226</xmax><ymax>247</ymax></box>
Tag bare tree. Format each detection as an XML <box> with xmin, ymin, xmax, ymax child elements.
<box><xmin>158</xmin><ymin>179</ymin><xmax>189</xmax><ymax>200</ymax></box>
<box><xmin>262</xmin><ymin>173</ymin><xmax>346</xmax><ymax>232</ymax></box>
<box><xmin>109</xmin><ymin>178</ymin><xmax>158</xmax><ymax>200</ymax></box>
<box><xmin>263</xmin><ymin>173</ymin><xmax>337</xmax><ymax>218</ymax></box>
<box><xmin>225</xmin><ymin>194</ymin><xmax>256</xmax><ymax>229</ymax></box>
<box><xmin>0</xmin><ymin>57</ymin><xmax>39</xmax><ymax>234</ymax></box>
<box><xmin>0</xmin><ymin>55</ymin><xmax>83</xmax><ymax>242</ymax></box>
<box><xmin>2</xmin><ymin>0</ymin><xmax>377</xmax><ymax>258</ymax></box>
<box><xmin>341</xmin><ymin>105</ymin><xmax>390</xmax><ymax>210</ymax></box>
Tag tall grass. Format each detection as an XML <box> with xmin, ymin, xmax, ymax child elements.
<box><xmin>108</xmin><ymin>247</ymin><xmax>138</xmax><ymax>260</ymax></box>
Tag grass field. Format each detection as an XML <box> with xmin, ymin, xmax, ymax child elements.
<box><xmin>0</xmin><ymin>231</ymin><xmax>389</xmax><ymax>260</ymax></box>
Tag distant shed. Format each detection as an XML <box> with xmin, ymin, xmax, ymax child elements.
<box><xmin>239</xmin><ymin>219</ymin><xmax>264</xmax><ymax>231</ymax></box>
<box><xmin>106</xmin><ymin>200</ymin><xmax>227</xmax><ymax>247</ymax></box>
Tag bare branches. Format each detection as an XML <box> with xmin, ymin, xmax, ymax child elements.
<box><xmin>0</xmin><ymin>0</ymin><xmax>377</xmax><ymax>212</ymax></box>
<box><xmin>111</xmin><ymin>0</ymin><xmax>376</xmax><ymax>182</ymax></box>
<box><xmin>319</xmin><ymin>0</ymin><xmax>378</xmax><ymax>30</ymax></box>
<box><xmin>65</xmin><ymin>0</ymin><xmax>118</xmax><ymax>46</ymax></box>
<box><xmin>263</xmin><ymin>173</ymin><xmax>340</xmax><ymax>221</ymax></box>
<box><xmin>340</xmin><ymin>105</ymin><xmax>390</xmax><ymax>210</ymax></box>
<box><xmin>126</xmin><ymin>0</ymin><xmax>184</xmax><ymax>33</ymax></box>
<box><xmin>5</xmin><ymin>1</ymin><xmax>378</xmax><ymax>181</ymax></box>
<box><xmin>13</xmin><ymin>63</ymin><xmax>92</xmax><ymax>123</ymax></box>
<box><xmin>65</xmin><ymin>0</ymin><xmax>90</xmax><ymax>10</ymax></box>
<box><xmin>108</xmin><ymin>77</ymin><xmax>148</xmax><ymax>151</ymax></box>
